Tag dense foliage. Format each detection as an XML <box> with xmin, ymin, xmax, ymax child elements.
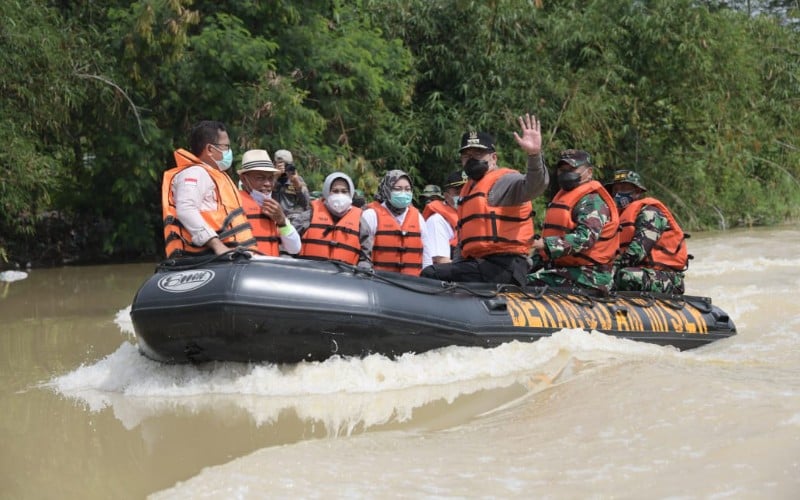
<box><xmin>1</xmin><ymin>0</ymin><xmax>798</xmax><ymax>265</ymax></box>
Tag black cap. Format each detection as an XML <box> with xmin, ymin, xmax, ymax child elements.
<box><xmin>444</xmin><ymin>170</ymin><xmax>467</xmax><ymax>189</ymax></box>
<box><xmin>459</xmin><ymin>131</ymin><xmax>495</xmax><ymax>152</ymax></box>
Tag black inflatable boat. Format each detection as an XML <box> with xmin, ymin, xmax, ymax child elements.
<box><xmin>130</xmin><ymin>252</ymin><xmax>736</xmax><ymax>364</ymax></box>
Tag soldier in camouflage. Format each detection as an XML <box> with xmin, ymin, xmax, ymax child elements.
<box><xmin>528</xmin><ymin>150</ymin><xmax>620</xmax><ymax>293</ymax></box>
<box><xmin>606</xmin><ymin>170</ymin><xmax>688</xmax><ymax>294</ymax></box>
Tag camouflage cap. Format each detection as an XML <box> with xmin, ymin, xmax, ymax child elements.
<box><xmin>421</xmin><ymin>185</ymin><xmax>443</xmax><ymax>199</ymax></box>
<box><xmin>557</xmin><ymin>149</ymin><xmax>592</xmax><ymax>169</ymax></box>
<box><xmin>606</xmin><ymin>169</ymin><xmax>647</xmax><ymax>191</ymax></box>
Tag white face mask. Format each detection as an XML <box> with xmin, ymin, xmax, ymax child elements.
<box><xmin>250</xmin><ymin>190</ymin><xmax>271</xmax><ymax>205</ymax></box>
<box><xmin>326</xmin><ymin>193</ymin><xmax>352</xmax><ymax>215</ymax></box>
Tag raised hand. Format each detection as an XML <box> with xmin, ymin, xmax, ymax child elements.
<box><xmin>513</xmin><ymin>113</ymin><xmax>542</xmax><ymax>155</ymax></box>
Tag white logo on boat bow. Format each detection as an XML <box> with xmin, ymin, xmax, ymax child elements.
<box><xmin>157</xmin><ymin>270</ymin><xmax>215</xmax><ymax>293</ymax></box>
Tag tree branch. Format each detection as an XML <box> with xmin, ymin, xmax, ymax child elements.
<box><xmin>75</xmin><ymin>72</ymin><xmax>147</xmax><ymax>142</ymax></box>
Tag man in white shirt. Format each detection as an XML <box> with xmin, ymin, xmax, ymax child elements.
<box><xmin>423</xmin><ymin>170</ymin><xmax>466</xmax><ymax>267</ymax></box>
<box><xmin>237</xmin><ymin>149</ymin><xmax>301</xmax><ymax>256</ymax></box>
<box><xmin>163</xmin><ymin>121</ymin><xmax>255</xmax><ymax>258</ymax></box>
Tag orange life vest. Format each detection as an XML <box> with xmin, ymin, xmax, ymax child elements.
<box><xmin>372</xmin><ymin>204</ymin><xmax>424</xmax><ymax>275</ymax></box>
<box><xmin>423</xmin><ymin>199</ymin><xmax>459</xmax><ymax>250</ymax></box>
<box><xmin>162</xmin><ymin>149</ymin><xmax>255</xmax><ymax>259</ymax></box>
<box><xmin>300</xmin><ymin>199</ymin><xmax>363</xmax><ymax>265</ymax></box>
<box><xmin>364</xmin><ymin>200</ymin><xmax>382</xmax><ymax>211</ymax></box>
<box><xmin>239</xmin><ymin>191</ymin><xmax>281</xmax><ymax>256</ymax></box>
<box><xmin>458</xmin><ymin>168</ymin><xmax>534</xmax><ymax>259</ymax></box>
<box><xmin>619</xmin><ymin>197</ymin><xmax>688</xmax><ymax>271</ymax></box>
<box><xmin>541</xmin><ymin>180</ymin><xmax>619</xmax><ymax>267</ymax></box>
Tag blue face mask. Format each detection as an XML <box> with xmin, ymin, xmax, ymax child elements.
<box><xmin>389</xmin><ymin>191</ymin><xmax>413</xmax><ymax>209</ymax></box>
<box><xmin>614</xmin><ymin>192</ymin><xmax>634</xmax><ymax>209</ymax></box>
<box><xmin>451</xmin><ymin>195</ymin><xmax>461</xmax><ymax>209</ymax></box>
<box><xmin>215</xmin><ymin>148</ymin><xmax>233</xmax><ymax>171</ymax></box>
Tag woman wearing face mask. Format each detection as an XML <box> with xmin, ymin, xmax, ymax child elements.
<box><xmin>162</xmin><ymin>120</ymin><xmax>256</xmax><ymax>258</ymax></box>
<box><xmin>298</xmin><ymin>172</ymin><xmax>370</xmax><ymax>267</ymax></box>
<box><xmin>237</xmin><ymin>149</ymin><xmax>301</xmax><ymax>257</ymax></box>
<box><xmin>422</xmin><ymin>170</ymin><xmax>466</xmax><ymax>266</ymax></box>
<box><xmin>420</xmin><ymin>114</ymin><xmax>549</xmax><ymax>285</ymax></box>
<box><xmin>528</xmin><ymin>149</ymin><xmax>620</xmax><ymax>293</ymax></box>
<box><xmin>360</xmin><ymin>170</ymin><xmax>432</xmax><ymax>275</ymax></box>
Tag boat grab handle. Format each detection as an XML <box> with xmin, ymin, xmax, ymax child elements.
<box><xmin>483</xmin><ymin>298</ymin><xmax>508</xmax><ymax>311</ymax></box>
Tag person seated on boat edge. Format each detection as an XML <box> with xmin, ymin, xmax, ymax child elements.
<box><xmin>361</xmin><ymin>169</ymin><xmax>433</xmax><ymax>276</ymax></box>
<box><xmin>422</xmin><ymin>170</ymin><xmax>466</xmax><ymax>266</ymax></box>
<box><xmin>237</xmin><ymin>149</ymin><xmax>301</xmax><ymax>257</ymax></box>
<box><xmin>528</xmin><ymin>149</ymin><xmax>620</xmax><ymax>294</ymax></box>
<box><xmin>296</xmin><ymin>172</ymin><xmax>371</xmax><ymax>268</ymax></box>
<box><xmin>420</xmin><ymin>113</ymin><xmax>549</xmax><ymax>286</ymax></box>
<box><xmin>162</xmin><ymin>120</ymin><xmax>257</xmax><ymax>259</ymax></box>
<box><xmin>605</xmin><ymin>169</ymin><xmax>689</xmax><ymax>294</ymax></box>
<box><xmin>419</xmin><ymin>184</ymin><xmax>444</xmax><ymax>207</ymax></box>
<box><xmin>272</xmin><ymin>148</ymin><xmax>311</xmax><ymax>229</ymax></box>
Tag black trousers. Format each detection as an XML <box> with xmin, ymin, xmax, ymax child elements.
<box><xmin>420</xmin><ymin>254</ymin><xmax>530</xmax><ymax>286</ymax></box>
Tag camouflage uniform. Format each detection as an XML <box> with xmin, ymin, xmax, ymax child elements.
<box><xmin>274</xmin><ymin>174</ymin><xmax>311</xmax><ymax>229</ymax></box>
<box><xmin>613</xmin><ymin>204</ymin><xmax>685</xmax><ymax>294</ymax></box>
<box><xmin>528</xmin><ymin>192</ymin><xmax>614</xmax><ymax>293</ymax></box>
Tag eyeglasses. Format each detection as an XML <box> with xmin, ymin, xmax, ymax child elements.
<box><xmin>212</xmin><ymin>143</ymin><xmax>231</xmax><ymax>151</ymax></box>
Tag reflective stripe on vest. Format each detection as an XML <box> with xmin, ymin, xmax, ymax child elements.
<box><xmin>300</xmin><ymin>199</ymin><xmax>363</xmax><ymax>265</ymax></box>
<box><xmin>372</xmin><ymin>204</ymin><xmax>423</xmax><ymax>275</ymax></box>
<box><xmin>458</xmin><ymin>168</ymin><xmax>534</xmax><ymax>259</ymax></box>
<box><xmin>162</xmin><ymin>149</ymin><xmax>256</xmax><ymax>258</ymax></box>
<box><xmin>239</xmin><ymin>191</ymin><xmax>281</xmax><ymax>256</ymax></box>
<box><xmin>541</xmin><ymin>180</ymin><xmax>619</xmax><ymax>266</ymax></box>
<box><xmin>619</xmin><ymin>197</ymin><xmax>688</xmax><ymax>271</ymax></box>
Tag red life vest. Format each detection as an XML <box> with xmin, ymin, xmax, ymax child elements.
<box><xmin>162</xmin><ymin>149</ymin><xmax>255</xmax><ymax>258</ymax></box>
<box><xmin>372</xmin><ymin>204</ymin><xmax>424</xmax><ymax>275</ymax></box>
<box><xmin>300</xmin><ymin>199</ymin><xmax>363</xmax><ymax>265</ymax></box>
<box><xmin>458</xmin><ymin>168</ymin><xmax>534</xmax><ymax>259</ymax></box>
<box><xmin>423</xmin><ymin>199</ymin><xmax>459</xmax><ymax>250</ymax></box>
<box><xmin>541</xmin><ymin>180</ymin><xmax>619</xmax><ymax>266</ymax></box>
<box><xmin>239</xmin><ymin>191</ymin><xmax>281</xmax><ymax>256</ymax></box>
<box><xmin>619</xmin><ymin>197</ymin><xmax>688</xmax><ymax>271</ymax></box>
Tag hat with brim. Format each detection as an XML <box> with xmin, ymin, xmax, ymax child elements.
<box><xmin>274</xmin><ymin>149</ymin><xmax>293</xmax><ymax>163</ymax></box>
<box><xmin>238</xmin><ymin>149</ymin><xmax>278</xmax><ymax>175</ymax></box>
<box><xmin>605</xmin><ymin>169</ymin><xmax>647</xmax><ymax>191</ymax></box>
<box><xmin>421</xmin><ymin>185</ymin><xmax>443</xmax><ymax>199</ymax></box>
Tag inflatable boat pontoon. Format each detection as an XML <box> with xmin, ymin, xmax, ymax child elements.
<box><xmin>130</xmin><ymin>252</ymin><xmax>736</xmax><ymax>363</ymax></box>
